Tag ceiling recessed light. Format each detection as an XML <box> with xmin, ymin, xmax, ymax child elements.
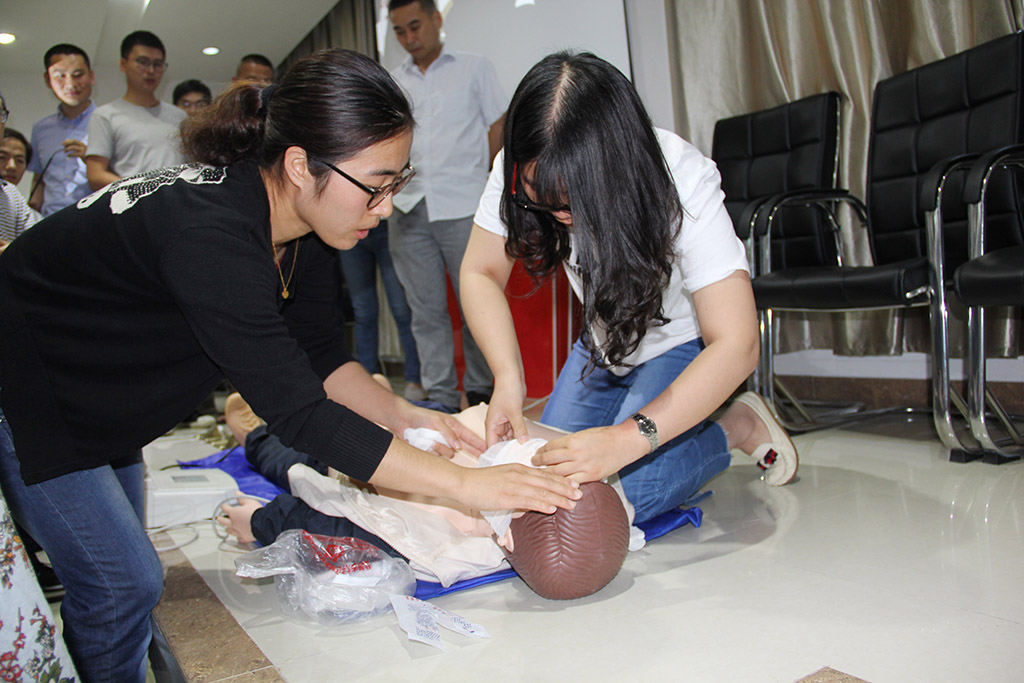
<box><xmin>0</xmin><ymin>33</ymin><xmax>16</xmax><ymax>45</ymax></box>
<box><xmin>202</xmin><ymin>47</ymin><xmax>220</xmax><ymax>56</ymax></box>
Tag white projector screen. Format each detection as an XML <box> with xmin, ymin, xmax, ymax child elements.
<box><xmin>376</xmin><ymin>0</ymin><xmax>631</xmax><ymax>101</ymax></box>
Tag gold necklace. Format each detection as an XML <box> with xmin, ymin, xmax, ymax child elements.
<box><xmin>273</xmin><ymin>239</ymin><xmax>300</xmax><ymax>299</ymax></box>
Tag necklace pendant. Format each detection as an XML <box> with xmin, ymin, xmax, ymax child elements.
<box><xmin>281</xmin><ymin>287</ymin><xmax>289</xmax><ymax>299</ymax></box>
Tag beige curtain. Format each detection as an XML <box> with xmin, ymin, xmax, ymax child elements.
<box><xmin>279</xmin><ymin>0</ymin><xmax>378</xmax><ymax>68</ymax></box>
<box><xmin>667</xmin><ymin>0</ymin><xmax>1024</xmax><ymax>358</ymax></box>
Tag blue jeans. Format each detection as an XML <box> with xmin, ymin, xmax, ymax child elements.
<box><xmin>541</xmin><ymin>338</ymin><xmax>731</xmax><ymax>524</ymax></box>
<box><xmin>339</xmin><ymin>221</ymin><xmax>420</xmax><ymax>383</ymax></box>
<box><xmin>0</xmin><ymin>406</ymin><xmax>161</xmax><ymax>683</ymax></box>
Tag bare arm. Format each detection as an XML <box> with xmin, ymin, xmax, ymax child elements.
<box><xmin>85</xmin><ymin>155</ymin><xmax>119</xmax><ymax>190</ymax></box>
<box><xmin>534</xmin><ymin>270</ymin><xmax>759</xmax><ymax>481</ymax></box>
<box><xmin>460</xmin><ymin>224</ymin><xmax>529</xmax><ymax>445</ymax></box>
<box><xmin>28</xmin><ymin>174</ymin><xmax>44</xmax><ymax>211</ymax></box>
<box><xmin>487</xmin><ymin>113</ymin><xmax>506</xmax><ymax>165</ymax></box>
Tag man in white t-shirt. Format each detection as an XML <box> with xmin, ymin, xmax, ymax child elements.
<box><xmin>85</xmin><ymin>31</ymin><xmax>186</xmax><ymax>190</ymax></box>
<box><xmin>386</xmin><ymin>0</ymin><xmax>507</xmax><ymax>412</ymax></box>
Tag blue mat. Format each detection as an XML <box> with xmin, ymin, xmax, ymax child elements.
<box><xmin>181</xmin><ymin>447</ymin><xmax>704</xmax><ymax>599</ymax></box>
<box><xmin>178</xmin><ymin>446</ymin><xmax>287</xmax><ymax>502</ymax></box>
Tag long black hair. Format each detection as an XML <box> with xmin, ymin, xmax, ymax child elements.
<box><xmin>500</xmin><ymin>51</ymin><xmax>682</xmax><ymax>375</ymax></box>
<box><xmin>181</xmin><ymin>48</ymin><xmax>413</xmax><ymax>196</ymax></box>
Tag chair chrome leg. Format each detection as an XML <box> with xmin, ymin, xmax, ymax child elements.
<box><xmin>925</xmin><ymin>208</ymin><xmax>976</xmax><ymax>454</ymax></box>
<box><xmin>966</xmin><ymin>302</ymin><xmax>1023</xmax><ymax>462</ymax></box>
<box><xmin>963</xmin><ymin>197</ymin><xmax>1021</xmax><ymax>463</ymax></box>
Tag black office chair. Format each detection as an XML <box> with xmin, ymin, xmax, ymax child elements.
<box><xmin>712</xmin><ymin>92</ymin><xmax>842</xmax><ymax>271</ymax></box>
<box><xmin>748</xmin><ymin>32</ymin><xmax>1024</xmax><ymax>454</ymax></box>
<box><xmin>951</xmin><ymin>145</ymin><xmax>1024</xmax><ymax>463</ymax></box>
<box><xmin>711</xmin><ymin>92</ymin><xmax>842</xmax><ymax>403</ymax></box>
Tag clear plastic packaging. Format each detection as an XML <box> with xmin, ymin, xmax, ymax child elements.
<box><xmin>235</xmin><ymin>530</ymin><xmax>415</xmax><ymax>626</ymax></box>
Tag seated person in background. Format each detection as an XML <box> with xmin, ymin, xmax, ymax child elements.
<box><xmin>1</xmin><ymin>128</ymin><xmax>41</xmax><ymax>225</ymax></box>
<box><xmin>1</xmin><ymin>128</ymin><xmax>33</xmax><ymax>187</ymax></box>
<box><xmin>0</xmin><ymin>93</ymin><xmax>40</xmax><ymax>251</ymax></box>
<box><xmin>173</xmin><ymin>79</ymin><xmax>212</xmax><ymax>116</ymax></box>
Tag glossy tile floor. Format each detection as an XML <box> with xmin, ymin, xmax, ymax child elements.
<box><xmin>154</xmin><ymin>415</ymin><xmax>1023</xmax><ymax>682</ymax></box>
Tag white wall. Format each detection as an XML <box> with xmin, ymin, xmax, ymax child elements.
<box><xmin>377</xmin><ymin>0</ymin><xmax>631</xmax><ymax>101</ymax></box>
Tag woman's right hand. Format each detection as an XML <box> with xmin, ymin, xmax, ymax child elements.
<box><xmin>455</xmin><ymin>462</ymin><xmax>581</xmax><ymax>514</ymax></box>
<box><xmin>484</xmin><ymin>380</ymin><xmax>529</xmax><ymax>447</ymax></box>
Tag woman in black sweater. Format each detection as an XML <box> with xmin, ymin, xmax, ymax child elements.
<box><xmin>0</xmin><ymin>48</ymin><xmax>578</xmax><ymax>682</ymax></box>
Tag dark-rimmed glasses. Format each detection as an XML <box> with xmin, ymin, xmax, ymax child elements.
<box><xmin>313</xmin><ymin>158</ymin><xmax>416</xmax><ymax>209</ymax></box>
<box><xmin>510</xmin><ymin>161</ymin><xmax>571</xmax><ymax>214</ymax></box>
<box><xmin>133</xmin><ymin>57</ymin><xmax>167</xmax><ymax>72</ymax></box>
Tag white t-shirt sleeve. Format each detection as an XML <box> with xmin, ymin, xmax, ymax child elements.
<box><xmin>662</xmin><ymin>131</ymin><xmax>749</xmax><ymax>293</ymax></box>
<box><xmin>85</xmin><ymin>106</ymin><xmax>115</xmax><ymax>160</ymax></box>
<box><xmin>473</xmin><ymin>148</ymin><xmax>507</xmax><ymax>236</ymax></box>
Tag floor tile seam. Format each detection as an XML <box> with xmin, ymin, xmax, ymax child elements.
<box><xmin>208</xmin><ymin>664</ymin><xmax>284</xmax><ymax>682</ymax></box>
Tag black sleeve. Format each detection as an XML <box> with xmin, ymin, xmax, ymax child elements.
<box><xmin>250</xmin><ymin>494</ymin><xmax>402</xmax><ymax>557</ymax></box>
<box><xmin>160</xmin><ymin>225</ymin><xmax>392</xmax><ymax>483</ymax></box>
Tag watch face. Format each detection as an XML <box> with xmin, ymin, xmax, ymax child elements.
<box><xmin>631</xmin><ymin>413</ymin><xmax>658</xmax><ymax>451</ymax></box>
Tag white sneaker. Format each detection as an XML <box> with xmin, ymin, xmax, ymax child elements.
<box><xmin>733</xmin><ymin>392</ymin><xmax>799</xmax><ymax>486</ymax></box>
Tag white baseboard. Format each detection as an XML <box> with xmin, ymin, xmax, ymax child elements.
<box><xmin>774</xmin><ymin>350</ymin><xmax>1024</xmax><ymax>382</ymax></box>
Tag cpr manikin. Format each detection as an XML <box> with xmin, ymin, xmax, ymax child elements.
<box><xmin>287</xmin><ymin>404</ymin><xmax>634</xmax><ymax>599</ymax></box>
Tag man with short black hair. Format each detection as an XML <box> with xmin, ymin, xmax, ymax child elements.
<box><xmin>1</xmin><ymin>128</ymin><xmax>32</xmax><ymax>187</ymax></box>
<box><xmin>0</xmin><ymin>93</ymin><xmax>39</xmax><ymax>251</ymax></box>
<box><xmin>173</xmin><ymin>79</ymin><xmax>212</xmax><ymax>115</ymax></box>
<box><xmin>232</xmin><ymin>53</ymin><xmax>274</xmax><ymax>84</ymax></box>
<box><xmin>85</xmin><ymin>30</ymin><xmax>186</xmax><ymax>190</ymax></box>
<box><xmin>386</xmin><ymin>0</ymin><xmax>506</xmax><ymax>412</ymax></box>
<box><xmin>27</xmin><ymin>43</ymin><xmax>95</xmax><ymax>215</ymax></box>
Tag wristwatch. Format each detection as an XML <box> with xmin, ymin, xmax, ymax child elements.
<box><xmin>630</xmin><ymin>413</ymin><xmax>659</xmax><ymax>453</ymax></box>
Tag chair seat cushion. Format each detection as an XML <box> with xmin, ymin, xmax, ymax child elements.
<box><xmin>753</xmin><ymin>257</ymin><xmax>928</xmax><ymax>309</ymax></box>
<box><xmin>954</xmin><ymin>245</ymin><xmax>1024</xmax><ymax>306</ymax></box>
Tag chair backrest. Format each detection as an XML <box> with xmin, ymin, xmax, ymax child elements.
<box><xmin>867</xmin><ymin>31</ymin><xmax>1024</xmax><ymax>269</ymax></box>
<box><xmin>712</xmin><ymin>91</ymin><xmax>841</xmax><ymax>270</ymax></box>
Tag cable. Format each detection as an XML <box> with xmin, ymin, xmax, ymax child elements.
<box><xmin>147</xmin><ymin>522</ymin><xmax>200</xmax><ymax>552</ymax></box>
<box><xmin>27</xmin><ymin>149</ymin><xmax>61</xmax><ymax>203</ymax></box>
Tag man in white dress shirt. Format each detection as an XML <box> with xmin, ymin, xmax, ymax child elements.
<box><xmin>387</xmin><ymin>0</ymin><xmax>506</xmax><ymax>412</ymax></box>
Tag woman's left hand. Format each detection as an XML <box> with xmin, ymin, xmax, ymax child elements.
<box><xmin>395</xmin><ymin>404</ymin><xmax>487</xmax><ymax>458</ymax></box>
<box><xmin>531</xmin><ymin>424</ymin><xmax>644</xmax><ymax>483</ymax></box>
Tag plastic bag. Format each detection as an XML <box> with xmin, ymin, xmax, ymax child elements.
<box><xmin>235</xmin><ymin>530</ymin><xmax>416</xmax><ymax>626</ymax></box>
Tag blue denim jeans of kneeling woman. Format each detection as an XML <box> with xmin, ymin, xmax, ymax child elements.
<box><xmin>541</xmin><ymin>338</ymin><xmax>731</xmax><ymax>524</ymax></box>
<box><xmin>0</xmin><ymin>403</ymin><xmax>161</xmax><ymax>683</ymax></box>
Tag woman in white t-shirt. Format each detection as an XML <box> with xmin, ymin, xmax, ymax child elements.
<box><xmin>461</xmin><ymin>52</ymin><xmax>798</xmax><ymax>523</ymax></box>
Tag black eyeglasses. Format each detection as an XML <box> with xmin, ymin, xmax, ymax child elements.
<box><xmin>313</xmin><ymin>158</ymin><xmax>416</xmax><ymax>209</ymax></box>
<box><xmin>0</xmin><ymin>108</ymin><xmax>8</xmax><ymax>124</ymax></box>
<box><xmin>510</xmin><ymin>161</ymin><xmax>571</xmax><ymax>214</ymax></box>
